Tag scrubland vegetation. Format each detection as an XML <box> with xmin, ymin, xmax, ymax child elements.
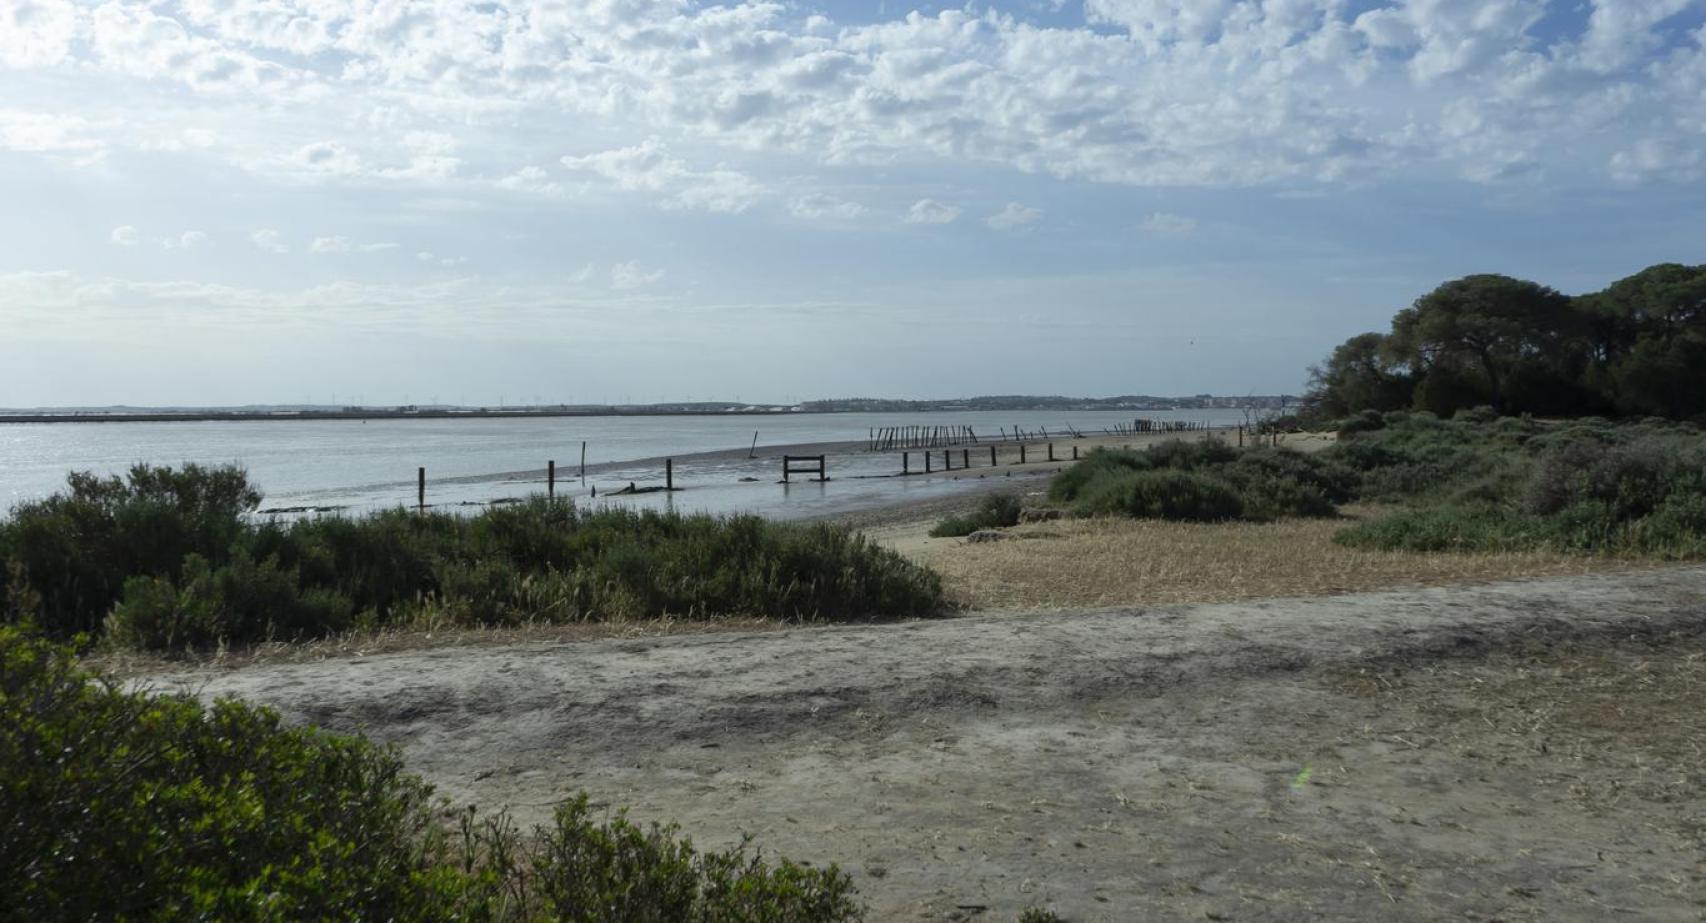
<box><xmin>1035</xmin><ymin>412</ymin><xmax>1706</xmax><ymax>560</ymax></box>
<box><xmin>0</xmin><ymin>465</ymin><xmax>943</xmax><ymax>652</ymax></box>
<box><xmin>928</xmin><ymin>492</ymin><xmax>1022</xmax><ymax>537</ymax></box>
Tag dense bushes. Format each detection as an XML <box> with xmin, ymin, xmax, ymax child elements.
<box><xmin>0</xmin><ymin>466</ymin><xmax>944</xmax><ymax>650</ymax></box>
<box><xmin>1327</xmin><ymin>412</ymin><xmax>1706</xmax><ymax>557</ymax></box>
<box><xmin>930</xmin><ymin>493</ymin><xmax>1022</xmax><ymax>537</ymax></box>
<box><xmin>1049</xmin><ymin>442</ymin><xmax>1353</xmax><ymax>523</ymax></box>
<box><xmin>0</xmin><ymin>626</ymin><xmax>862</xmax><ymax>921</ymax></box>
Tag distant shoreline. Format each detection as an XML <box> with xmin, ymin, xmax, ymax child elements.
<box><xmin>0</xmin><ymin>397</ymin><xmax>1291</xmax><ymax>425</ymax></box>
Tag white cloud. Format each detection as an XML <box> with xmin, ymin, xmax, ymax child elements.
<box><xmin>250</xmin><ymin>229</ymin><xmax>289</xmax><ymax>253</ymax></box>
<box><xmin>110</xmin><ymin>226</ymin><xmax>138</xmax><ymax>247</ymax></box>
<box><xmin>1139</xmin><ymin>212</ymin><xmax>1198</xmax><ymax>236</ymax></box>
<box><xmin>162</xmin><ymin>230</ymin><xmax>209</xmax><ymax>250</ymax></box>
<box><xmin>561</xmin><ymin>140</ymin><xmax>763</xmax><ymax>213</ymax></box>
<box><xmin>0</xmin><ymin>0</ymin><xmax>78</xmax><ymax>69</ymax></box>
<box><xmin>985</xmin><ymin>202</ymin><xmax>1042</xmax><ymax>230</ymax></box>
<box><xmin>789</xmin><ymin>194</ymin><xmax>867</xmax><ymax>221</ymax></box>
<box><xmin>611</xmin><ymin>260</ymin><xmax>664</xmax><ymax>290</ymax></box>
<box><xmin>906</xmin><ymin>199</ymin><xmax>961</xmax><ymax>225</ymax></box>
<box><xmin>309</xmin><ymin>235</ymin><xmax>351</xmax><ymax>254</ymax></box>
<box><xmin>0</xmin><ymin>110</ymin><xmax>106</xmax><ymax>164</ymax></box>
<box><xmin>0</xmin><ymin>1</ymin><xmax>1702</xmax><ymax>199</ymax></box>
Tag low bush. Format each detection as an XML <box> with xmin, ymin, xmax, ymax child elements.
<box><xmin>1051</xmin><ymin>441</ymin><xmax>1350</xmax><ymax>522</ymax></box>
<box><xmin>929</xmin><ymin>493</ymin><xmax>1022</xmax><ymax>537</ymax></box>
<box><xmin>1331</xmin><ymin>413</ymin><xmax>1706</xmax><ymax>556</ymax></box>
<box><xmin>1</xmin><ymin>468</ymin><xmax>945</xmax><ymax>650</ymax></box>
<box><xmin>1074</xmin><ymin>469</ymin><xmax>1245</xmax><ymax>522</ymax></box>
<box><xmin>0</xmin><ymin>627</ymin><xmax>864</xmax><ymax>921</ymax></box>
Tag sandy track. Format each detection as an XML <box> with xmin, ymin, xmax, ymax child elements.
<box><xmin>160</xmin><ymin>569</ymin><xmax>1706</xmax><ymax>921</ymax></box>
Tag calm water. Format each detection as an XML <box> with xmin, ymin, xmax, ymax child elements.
<box><xmin>0</xmin><ymin>409</ymin><xmax>1252</xmax><ymax>519</ymax></box>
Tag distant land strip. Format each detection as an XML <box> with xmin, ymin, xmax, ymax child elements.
<box><xmin>0</xmin><ymin>395</ymin><xmax>1294</xmax><ymax>425</ymax></box>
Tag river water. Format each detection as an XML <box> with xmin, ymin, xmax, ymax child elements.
<box><xmin>0</xmin><ymin>409</ymin><xmax>1254</xmax><ymax>520</ymax></box>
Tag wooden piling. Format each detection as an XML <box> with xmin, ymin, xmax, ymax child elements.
<box><xmin>1048</xmin><ymin>443</ymin><xmax>1055</xmax><ymax>462</ymax></box>
<box><xmin>548</xmin><ymin>460</ymin><xmax>555</xmax><ymax>498</ymax></box>
<box><xmin>417</xmin><ymin>467</ymin><xmax>425</xmax><ymax>510</ymax></box>
<box><xmin>1019</xmin><ymin>444</ymin><xmax>1027</xmax><ymax>464</ymax></box>
<box><xmin>666</xmin><ymin>458</ymin><xmax>674</xmax><ymax>491</ymax></box>
<box><xmin>580</xmin><ymin>441</ymin><xmax>587</xmax><ymax>478</ymax></box>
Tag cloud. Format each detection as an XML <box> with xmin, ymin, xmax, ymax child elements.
<box><xmin>309</xmin><ymin>235</ymin><xmax>351</xmax><ymax>254</ymax></box>
<box><xmin>0</xmin><ymin>1</ymin><xmax>1703</xmax><ymax>199</ymax></box>
<box><xmin>0</xmin><ymin>0</ymin><xmax>77</xmax><ymax>69</ymax></box>
<box><xmin>985</xmin><ymin>202</ymin><xmax>1042</xmax><ymax>230</ymax></box>
<box><xmin>906</xmin><ymin>199</ymin><xmax>961</xmax><ymax>225</ymax></box>
<box><xmin>789</xmin><ymin>194</ymin><xmax>867</xmax><ymax>221</ymax></box>
<box><xmin>561</xmin><ymin>140</ymin><xmax>763</xmax><ymax>213</ymax></box>
<box><xmin>250</xmin><ymin>229</ymin><xmax>289</xmax><ymax>253</ymax></box>
<box><xmin>110</xmin><ymin>226</ymin><xmax>138</xmax><ymax>247</ymax></box>
<box><xmin>162</xmin><ymin>230</ymin><xmax>208</xmax><ymax>250</ymax></box>
<box><xmin>1139</xmin><ymin>212</ymin><xmax>1198</xmax><ymax>236</ymax></box>
<box><xmin>611</xmin><ymin>260</ymin><xmax>664</xmax><ymax>290</ymax></box>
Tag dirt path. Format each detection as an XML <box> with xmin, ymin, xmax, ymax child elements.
<box><xmin>158</xmin><ymin>568</ymin><xmax>1706</xmax><ymax>921</ymax></box>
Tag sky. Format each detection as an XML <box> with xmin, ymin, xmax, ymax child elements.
<box><xmin>1</xmin><ymin>0</ymin><xmax>1704</xmax><ymax>406</ymax></box>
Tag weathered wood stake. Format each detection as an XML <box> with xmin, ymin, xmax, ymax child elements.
<box><xmin>417</xmin><ymin>467</ymin><xmax>425</xmax><ymax>510</ymax></box>
<box><xmin>548</xmin><ymin>460</ymin><xmax>555</xmax><ymax>498</ymax></box>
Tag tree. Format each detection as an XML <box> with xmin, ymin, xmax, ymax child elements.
<box><xmin>1305</xmin><ymin>332</ymin><xmax>1413</xmax><ymax>418</ymax></box>
<box><xmin>1387</xmin><ymin>274</ymin><xmax>1578</xmax><ymax>413</ymax></box>
<box><xmin>1583</xmin><ymin>264</ymin><xmax>1706</xmax><ymax>417</ymax></box>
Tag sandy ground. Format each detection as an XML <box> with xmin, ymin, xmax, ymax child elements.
<box><xmin>157</xmin><ymin>567</ymin><xmax>1706</xmax><ymax>921</ymax></box>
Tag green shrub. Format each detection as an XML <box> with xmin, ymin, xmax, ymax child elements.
<box><xmin>1333</xmin><ymin>503</ymin><xmax>1538</xmax><ymax>552</ymax></box>
<box><xmin>0</xmin><ymin>627</ymin><xmax>864</xmax><ymax>921</ymax></box>
<box><xmin>3</xmin><ymin>469</ymin><xmax>945</xmax><ymax>651</ymax></box>
<box><xmin>0</xmin><ymin>625</ymin><xmax>468</xmax><ymax>920</ymax></box>
<box><xmin>514</xmin><ymin>795</ymin><xmax>861</xmax><ymax>921</ymax></box>
<box><xmin>1075</xmin><ymin>470</ymin><xmax>1245</xmax><ymax>522</ymax></box>
<box><xmin>0</xmin><ymin>464</ymin><xmax>260</xmax><ymax>638</ymax></box>
<box><xmin>929</xmin><ymin>492</ymin><xmax>1023</xmax><ymax>537</ymax></box>
<box><xmin>106</xmin><ymin>552</ymin><xmax>356</xmax><ymax>649</ymax></box>
<box><xmin>1052</xmin><ymin>441</ymin><xmax>1347</xmax><ymax>522</ymax></box>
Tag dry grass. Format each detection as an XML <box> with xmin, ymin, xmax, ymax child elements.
<box><xmin>1330</xmin><ymin>637</ymin><xmax>1706</xmax><ymax>841</ymax></box>
<box><xmin>90</xmin><ymin>616</ymin><xmax>792</xmax><ymax>679</ymax></box>
<box><xmin>917</xmin><ymin>507</ymin><xmax>1651</xmax><ymax>612</ymax></box>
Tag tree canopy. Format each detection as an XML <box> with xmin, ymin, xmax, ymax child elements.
<box><xmin>1306</xmin><ymin>263</ymin><xmax>1706</xmax><ymax>421</ymax></box>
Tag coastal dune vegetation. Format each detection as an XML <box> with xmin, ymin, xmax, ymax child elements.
<box><xmin>1030</xmin><ymin>413</ymin><xmax>1706</xmax><ymax>559</ymax></box>
<box><xmin>0</xmin><ymin>465</ymin><xmax>943</xmax><ymax>652</ymax></box>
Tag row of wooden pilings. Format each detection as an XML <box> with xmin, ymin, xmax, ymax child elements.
<box><xmin>869</xmin><ymin>425</ymin><xmax>978</xmax><ymax>450</ymax></box>
<box><xmin>901</xmin><ymin>441</ymin><xmax>1081</xmax><ymax>475</ymax></box>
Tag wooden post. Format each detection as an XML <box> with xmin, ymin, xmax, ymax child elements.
<box><xmin>548</xmin><ymin>460</ymin><xmax>556</xmax><ymax>498</ymax></box>
<box><xmin>1072</xmin><ymin>445</ymin><xmax>1079</xmax><ymax>460</ymax></box>
<box><xmin>903</xmin><ymin>452</ymin><xmax>910</xmax><ymax>475</ymax></box>
<box><xmin>990</xmin><ymin>445</ymin><xmax>997</xmax><ymax>466</ymax></box>
<box><xmin>580</xmin><ymin>441</ymin><xmax>587</xmax><ymax>478</ymax></box>
<box><xmin>925</xmin><ymin>452</ymin><xmax>932</xmax><ymax>473</ymax></box>
<box><xmin>749</xmin><ymin>431</ymin><xmax>759</xmax><ymax>459</ymax></box>
<box><xmin>943</xmin><ymin>449</ymin><xmax>951</xmax><ymax>471</ymax></box>
<box><xmin>417</xmin><ymin>467</ymin><xmax>425</xmax><ymax>510</ymax></box>
<box><xmin>962</xmin><ymin>448</ymin><xmax>969</xmax><ymax>468</ymax></box>
<box><xmin>666</xmin><ymin>458</ymin><xmax>674</xmax><ymax>491</ymax></box>
<box><xmin>1019</xmin><ymin>444</ymin><xmax>1027</xmax><ymax>464</ymax></box>
<box><xmin>1048</xmin><ymin>443</ymin><xmax>1055</xmax><ymax>462</ymax></box>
